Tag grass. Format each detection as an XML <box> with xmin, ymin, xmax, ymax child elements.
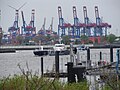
<box><xmin>0</xmin><ymin>63</ymin><xmax>117</xmax><ymax>90</ymax></box>
<box><xmin>0</xmin><ymin>75</ymin><xmax>89</xmax><ymax>90</ymax></box>
<box><xmin>0</xmin><ymin>63</ymin><xmax>89</xmax><ymax>90</ymax></box>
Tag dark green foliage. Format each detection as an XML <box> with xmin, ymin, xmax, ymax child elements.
<box><xmin>0</xmin><ymin>63</ymin><xmax>89</xmax><ymax>90</ymax></box>
<box><xmin>0</xmin><ymin>75</ymin><xmax>89</xmax><ymax>90</ymax></box>
<box><xmin>61</xmin><ymin>35</ymin><xmax>70</xmax><ymax>45</ymax></box>
<box><xmin>106</xmin><ymin>34</ymin><xmax>116</xmax><ymax>43</ymax></box>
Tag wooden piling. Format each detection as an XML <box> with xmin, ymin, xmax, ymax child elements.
<box><xmin>110</xmin><ymin>46</ymin><xmax>113</xmax><ymax>62</ymax></box>
<box><xmin>55</xmin><ymin>51</ymin><xmax>59</xmax><ymax>77</ymax></box>
<box><xmin>67</xmin><ymin>62</ymin><xmax>76</xmax><ymax>83</ymax></box>
<box><xmin>41</xmin><ymin>57</ymin><xmax>43</xmax><ymax>76</ymax></box>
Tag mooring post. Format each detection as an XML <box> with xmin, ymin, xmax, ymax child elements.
<box><xmin>110</xmin><ymin>46</ymin><xmax>113</xmax><ymax>63</ymax></box>
<box><xmin>116</xmin><ymin>49</ymin><xmax>120</xmax><ymax>81</ymax></box>
<box><xmin>55</xmin><ymin>51</ymin><xmax>59</xmax><ymax>76</ymax></box>
<box><xmin>98</xmin><ymin>51</ymin><xmax>102</xmax><ymax>66</ymax></box>
<box><xmin>66</xmin><ymin>62</ymin><xmax>76</xmax><ymax>83</ymax></box>
<box><xmin>73</xmin><ymin>66</ymin><xmax>86</xmax><ymax>82</ymax></box>
<box><xmin>116</xmin><ymin>49</ymin><xmax>120</xmax><ymax>74</ymax></box>
<box><xmin>70</xmin><ymin>43</ymin><xmax>74</xmax><ymax>62</ymax></box>
<box><xmin>100</xmin><ymin>51</ymin><xmax>102</xmax><ymax>60</ymax></box>
<box><xmin>41</xmin><ymin>57</ymin><xmax>43</xmax><ymax>76</ymax></box>
<box><xmin>87</xmin><ymin>48</ymin><xmax>90</xmax><ymax>60</ymax></box>
<box><xmin>87</xmin><ymin>48</ymin><xmax>91</xmax><ymax>68</ymax></box>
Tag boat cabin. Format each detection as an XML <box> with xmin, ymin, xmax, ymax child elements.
<box><xmin>53</xmin><ymin>44</ymin><xmax>66</xmax><ymax>51</ymax></box>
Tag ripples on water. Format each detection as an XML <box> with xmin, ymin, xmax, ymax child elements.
<box><xmin>0</xmin><ymin>48</ymin><xmax>118</xmax><ymax>78</ymax></box>
<box><xmin>0</xmin><ymin>50</ymin><xmax>70</xmax><ymax>78</ymax></box>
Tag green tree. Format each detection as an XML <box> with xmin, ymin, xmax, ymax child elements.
<box><xmin>32</xmin><ymin>35</ymin><xmax>40</xmax><ymax>44</ymax></box>
<box><xmin>75</xmin><ymin>38</ymin><xmax>81</xmax><ymax>44</ymax></box>
<box><xmin>106</xmin><ymin>34</ymin><xmax>116</xmax><ymax>44</ymax></box>
<box><xmin>80</xmin><ymin>35</ymin><xmax>88</xmax><ymax>44</ymax></box>
<box><xmin>16</xmin><ymin>35</ymin><xmax>24</xmax><ymax>45</ymax></box>
<box><xmin>100</xmin><ymin>36</ymin><xmax>107</xmax><ymax>43</ymax></box>
<box><xmin>61</xmin><ymin>35</ymin><xmax>70</xmax><ymax>45</ymax></box>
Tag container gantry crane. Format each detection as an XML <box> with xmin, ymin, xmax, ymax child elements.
<box><xmin>0</xmin><ymin>10</ymin><xmax>2</xmax><ymax>34</ymax></box>
<box><xmin>83</xmin><ymin>6</ymin><xmax>95</xmax><ymax>36</ymax></box>
<box><xmin>29</xmin><ymin>9</ymin><xmax>36</xmax><ymax>36</ymax></box>
<box><xmin>38</xmin><ymin>18</ymin><xmax>46</xmax><ymax>35</ymax></box>
<box><xmin>73</xmin><ymin>6</ymin><xmax>81</xmax><ymax>38</ymax></box>
<box><xmin>8</xmin><ymin>10</ymin><xmax>20</xmax><ymax>37</ymax></box>
<box><xmin>46</xmin><ymin>17</ymin><xmax>54</xmax><ymax>35</ymax></box>
<box><xmin>8</xmin><ymin>10</ymin><xmax>20</xmax><ymax>44</ymax></box>
<box><xmin>8</xmin><ymin>3</ymin><xmax>27</xmax><ymax>35</ymax></box>
<box><xmin>21</xmin><ymin>10</ymin><xmax>36</xmax><ymax>39</ymax></box>
<box><xmin>21</xmin><ymin>11</ymin><xmax>26</xmax><ymax>35</ymax></box>
<box><xmin>58</xmin><ymin>6</ymin><xmax>72</xmax><ymax>37</ymax></box>
<box><xmin>94</xmin><ymin>6</ymin><xmax>102</xmax><ymax>36</ymax></box>
<box><xmin>8</xmin><ymin>3</ymin><xmax>26</xmax><ymax>44</ymax></box>
<box><xmin>94</xmin><ymin>6</ymin><xmax>111</xmax><ymax>37</ymax></box>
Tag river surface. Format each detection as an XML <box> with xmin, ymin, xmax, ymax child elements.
<box><xmin>0</xmin><ymin>48</ymin><xmax>119</xmax><ymax>79</ymax></box>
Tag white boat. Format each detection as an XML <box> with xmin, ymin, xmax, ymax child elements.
<box><xmin>49</xmin><ymin>44</ymin><xmax>70</xmax><ymax>56</ymax></box>
<box><xmin>33</xmin><ymin>46</ymin><xmax>49</xmax><ymax>56</ymax></box>
<box><xmin>33</xmin><ymin>44</ymin><xmax>70</xmax><ymax>56</ymax></box>
<box><xmin>53</xmin><ymin>44</ymin><xmax>66</xmax><ymax>51</ymax></box>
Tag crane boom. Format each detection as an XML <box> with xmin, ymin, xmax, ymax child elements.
<box><xmin>21</xmin><ymin>11</ymin><xmax>26</xmax><ymax>32</ymax></box>
<box><xmin>95</xmin><ymin>6</ymin><xmax>100</xmax><ymax>25</ymax></box>
<box><xmin>83</xmin><ymin>6</ymin><xmax>89</xmax><ymax>24</ymax></box>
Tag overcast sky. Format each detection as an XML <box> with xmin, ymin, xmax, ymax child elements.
<box><xmin>0</xmin><ymin>0</ymin><xmax>120</xmax><ymax>36</ymax></box>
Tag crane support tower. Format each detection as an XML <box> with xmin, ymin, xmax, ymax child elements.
<box><xmin>0</xmin><ymin>10</ymin><xmax>2</xmax><ymax>34</ymax></box>
<box><xmin>73</xmin><ymin>6</ymin><xmax>81</xmax><ymax>38</ymax></box>
<box><xmin>8</xmin><ymin>10</ymin><xmax>20</xmax><ymax>36</ymax></box>
<box><xmin>90</xmin><ymin>6</ymin><xmax>111</xmax><ymax>43</ymax></box>
<box><xmin>46</xmin><ymin>17</ymin><xmax>54</xmax><ymax>35</ymax></box>
<box><xmin>58</xmin><ymin>6</ymin><xmax>72</xmax><ymax>38</ymax></box>
<box><xmin>83</xmin><ymin>6</ymin><xmax>92</xmax><ymax>36</ymax></box>
<box><xmin>8</xmin><ymin>9</ymin><xmax>20</xmax><ymax>44</ymax></box>
<box><xmin>38</xmin><ymin>18</ymin><xmax>46</xmax><ymax>35</ymax></box>
<box><xmin>94</xmin><ymin>6</ymin><xmax>102</xmax><ymax>36</ymax></box>
<box><xmin>29</xmin><ymin>9</ymin><xmax>36</xmax><ymax>35</ymax></box>
<box><xmin>8</xmin><ymin>3</ymin><xmax>26</xmax><ymax>44</ymax></box>
<box><xmin>21</xmin><ymin>9</ymin><xmax>36</xmax><ymax>39</ymax></box>
<box><xmin>94</xmin><ymin>6</ymin><xmax>111</xmax><ymax>36</ymax></box>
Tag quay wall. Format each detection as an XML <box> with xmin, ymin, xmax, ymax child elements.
<box><xmin>0</xmin><ymin>44</ymin><xmax>93</xmax><ymax>50</ymax></box>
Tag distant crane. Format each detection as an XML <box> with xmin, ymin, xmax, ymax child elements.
<box><xmin>0</xmin><ymin>10</ymin><xmax>2</xmax><ymax>32</ymax></box>
<box><xmin>83</xmin><ymin>6</ymin><xmax>96</xmax><ymax>36</ymax></box>
<box><xmin>83</xmin><ymin>6</ymin><xmax>90</xmax><ymax>36</ymax></box>
<box><xmin>72</xmin><ymin>6</ymin><xmax>85</xmax><ymax>38</ymax></box>
<box><xmin>94</xmin><ymin>6</ymin><xmax>111</xmax><ymax>37</ymax></box>
<box><xmin>8</xmin><ymin>3</ymin><xmax>27</xmax><ymax>45</ymax></box>
<box><xmin>21</xmin><ymin>11</ymin><xmax>26</xmax><ymax>34</ymax></box>
<box><xmin>7</xmin><ymin>3</ymin><xmax>27</xmax><ymax>44</ymax></box>
<box><xmin>38</xmin><ymin>18</ymin><xmax>46</xmax><ymax>35</ymax></box>
<box><xmin>0</xmin><ymin>10</ymin><xmax>2</xmax><ymax>33</ymax></box>
<box><xmin>0</xmin><ymin>10</ymin><xmax>1</xmax><ymax>24</ymax></box>
<box><xmin>58</xmin><ymin>6</ymin><xmax>72</xmax><ymax>37</ymax></box>
<box><xmin>49</xmin><ymin>17</ymin><xmax>54</xmax><ymax>33</ymax></box>
<box><xmin>8</xmin><ymin>2</ymin><xmax>27</xmax><ymax>31</ymax></box>
<box><xmin>94</xmin><ymin>6</ymin><xmax>102</xmax><ymax>36</ymax></box>
<box><xmin>73</xmin><ymin>6</ymin><xmax>80</xmax><ymax>38</ymax></box>
<box><xmin>46</xmin><ymin>17</ymin><xmax>54</xmax><ymax>35</ymax></box>
<box><xmin>21</xmin><ymin>10</ymin><xmax>36</xmax><ymax>37</ymax></box>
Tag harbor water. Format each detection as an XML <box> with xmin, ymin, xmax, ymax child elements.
<box><xmin>0</xmin><ymin>48</ymin><xmax>118</xmax><ymax>78</ymax></box>
<box><xmin>0</xmin><ymin>48</ymin><xmax>119</xmax><ymax>90</ymax></box>
<box><xmin>0</xmin><ymin>50</ymin><xmax>70</xmax><ymax>78</ymax></box>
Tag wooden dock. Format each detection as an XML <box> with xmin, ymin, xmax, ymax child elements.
<box><xmin>0</xmin><ymin>49</ymin><xmax>16</xmax><ymax>53</ymax></box>
<box><xmin>86</xmin><ymin>62</ymin><xmax>120</xmax><ymax>75</ymax></box>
